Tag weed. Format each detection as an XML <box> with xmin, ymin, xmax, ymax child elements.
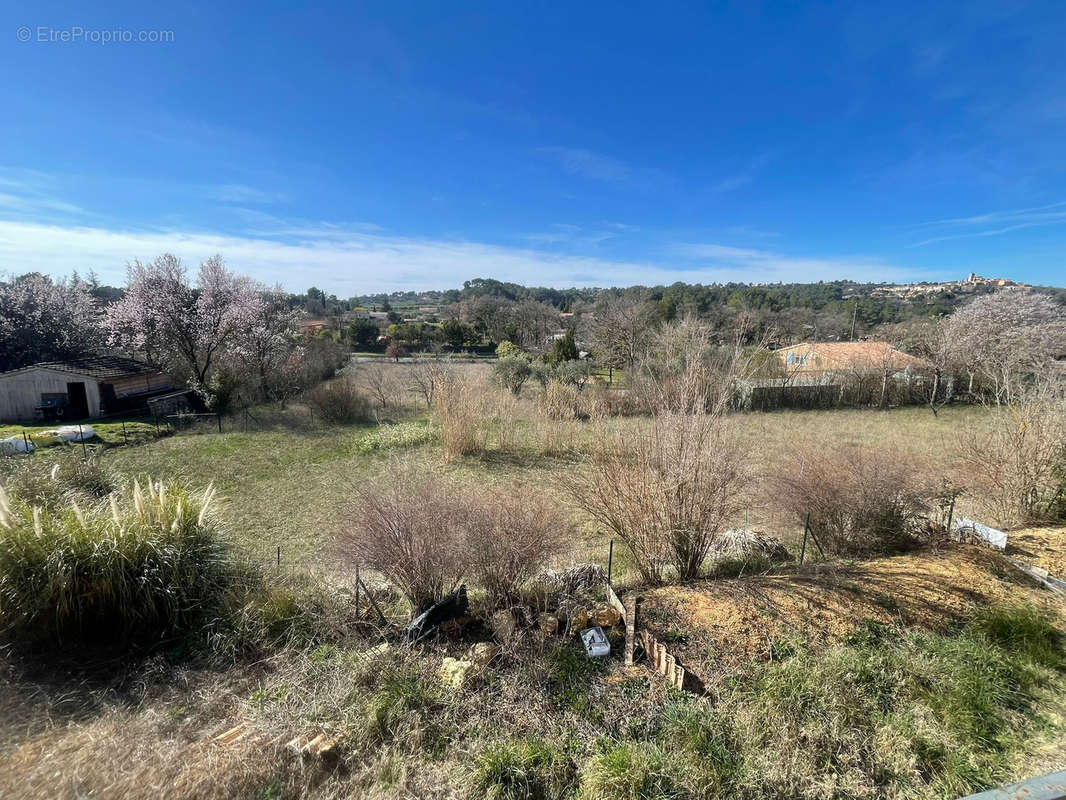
<box><xmin>469</xmin><ymin>739</ymin><xmax>576</xmax><ymax>800</ymax></box>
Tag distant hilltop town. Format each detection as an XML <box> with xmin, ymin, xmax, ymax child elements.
<box><xmin>862</xmin><ymin>273</ymin><xmax>1031</xmax><ymax>300</ymax></box>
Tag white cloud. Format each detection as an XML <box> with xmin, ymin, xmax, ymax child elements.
<box><xmin>207</xmin><ymin>184</ymin><xmax>289</xmax><ymax>204</ymax></box>
<box><xmin>908</xmin><ymin>200</ymin><xmax>1066</xmax><ymax>247</ymax></box>
<box><xmin>538</xmin><ymin>146</ymin><xmax>632</xmax><ymax>182</ymax></box>
<box><xmin>673</xmin><ymin>242</ymin><xmax>925</xmax><ymax>283</ymax></box>
<box><xmin>0</xmin><ymin>219</ymin><xmax>921</xmax><ymax>294</ymax></box>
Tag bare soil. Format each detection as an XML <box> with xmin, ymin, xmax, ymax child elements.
<box><xmin>1009</xmin><ymin>527</ymin><xmax>1066</xmax><ymax>578</ymax></box>
<box><xmin>639</xmin><ymin>543</ymin><xmax>1066</xmax><ymax>678</ymax></box>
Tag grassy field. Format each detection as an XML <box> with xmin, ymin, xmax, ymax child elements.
<box><xmin>2</xmin><ymin>373</ymin><xmax>1063</xmax><ymax>800</ymax></box>
<box><xmin>73</xmin><ymin>397</ymin><xmax>989</xmax><ymax>570</ymax></box>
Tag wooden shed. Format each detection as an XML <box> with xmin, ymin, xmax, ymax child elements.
<box><xmin>0</xmin><ymin>357</ymin><xmax>173</xmax><ymax>422</ymax></box>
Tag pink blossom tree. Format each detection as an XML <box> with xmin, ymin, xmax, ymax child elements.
<box><xmin>107</xmin><ymin>254</ymin><xmax>260</xmax><ymax>390</ymax></box>
<box><xmin>941</xmin><ymin>291</ymin><xmax>1066</xmax><ymax>404</ymax></box>
<box><xmin>227</xmin><ymin>284</ymin><xmax>305</xmax><ymax>401</ymax></box>
<box><xmin>0</xmin><ymin>272</ymin><xmax>101</xmax><ymax>371</ymax></box>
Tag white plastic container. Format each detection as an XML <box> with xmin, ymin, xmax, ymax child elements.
<box><xmin>580</xmin><ymin>626</ymin><xmax>611</xmax><ymax>658</ymax></box>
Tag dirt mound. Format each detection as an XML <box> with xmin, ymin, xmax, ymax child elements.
<box><xmin>1009</xmin><ymin>527</ymin><xmax>1066</xmax><ymax>578</ymax></box>
<box><xmin>639</xmin><ymin>544</ymin><xmax>1063</xmax><ymax>677</ymax></box>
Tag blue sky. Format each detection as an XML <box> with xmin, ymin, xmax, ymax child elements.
<box><xmin>1</xmin><ymin>1</ymin><xmax>1065</xmax><ymax>294</ymax></box>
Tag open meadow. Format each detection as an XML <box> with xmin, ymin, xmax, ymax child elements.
<box><xmin>2</xmin><ymin>357</ymin><xmax>1066</xmax><ymax>800</ymax></box>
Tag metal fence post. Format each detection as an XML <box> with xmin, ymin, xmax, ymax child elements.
<box><xmin>121</xmin><ymin>421</ymin><xmax>128</xmax><ymax>446</ymax></box>
<box><xmin>217</xmin><ymin>412</ymin><xmax>222</xmax><ymax>434</ymax></box>
<box><xmin>607</xmin><ymin>539</ymin><xmax>614</xmax><ymax>584</ymax></box>
<box><xmin>800</xmin><ymin>511</ymin><xmax>810</xmax><ymax>565</ymax></box>
<box><xmin>78</xmin><ymin>423</ymin><xmax>87</xmax><ymax>458</ymax></box>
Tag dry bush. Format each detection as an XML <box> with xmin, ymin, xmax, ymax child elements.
<box><xmin>431</xmin><ymin>369</ymin><xmax>484</xmax><ymax>459</ymax></box>
<box><xmin>481</xmin><ymin>386</ymin><xmax>522</xmax><ymax>452</ymax></box>
<box><xmin>539</xmin><ymin>379</ymin><xmax>582</xmax><ymax>421</ymax></box>
<box><xmin>584</xmin><ymin>383</ymin><xmax>641</xmax><ymax>419</ymax></box>
<box><xmin>358</xmin><ymin>362</ymin><xmax>398</xmax><ymax>410</ymax></box>
<box><xmin>466</xmin><ymin>489</ymin><xmax>572</xmax><ymax>607</ymax></box>
<box><xmin>308</xmin><ymin>377</ymin><xmax>373</xmax><ymax>424</ymax></box>
<box><xmin>768</xmin><ymin>441</ymin><xmax>938</xmax><ymax>555</ymax></box>
<box><xmin>338</xmin><ymin>462</ymin><xmax>468</xmax><ymax>613</ymax></box>
<box><xmin>957</xmin><ymin>386</ymin><xmax>1066</xmax><ymax>527</ymax></box>
<box><xmin>338</xmin><ymin>462</ymin><xmax>567</xmax><ymax>613</ymax></box>
<box><xmin>565</xmin><ymin>411</ymin><xmax>750</xmax><ymax>584</ymax></box>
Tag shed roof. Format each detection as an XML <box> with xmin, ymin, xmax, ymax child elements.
<box><xmin>0</xmin><ymin>356</ymin><xmax>163</xmax><ymax>380</ymax></box>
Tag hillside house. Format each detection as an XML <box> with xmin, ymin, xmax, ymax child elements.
<box><xmin>0</xmin><ymin>357</ymin><xmax>173</xmax><ymax>422</ymax></box>
<box><xmin>775</xmin><ymin>341</ymin><xmax>929</xmax><ymax>378</ymax></box>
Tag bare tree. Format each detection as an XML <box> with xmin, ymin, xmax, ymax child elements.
<box><xmin>359</xmin><ymin>362</ymin><xmax>397</xmax><ymax>410</ymax></box>
<box><xmin>405</xmin><ymin>359</ymin><xmax>446</xmax><ymax>407</ymax></box>
<box><xmin>585</xmin><ymin>296</ymin><xmax>654</xmax><ymax>381</ymax></box>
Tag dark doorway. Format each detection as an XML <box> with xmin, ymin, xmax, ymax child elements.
<box><xmin>66</xmin><ymin>382</ymin><xmax>89</xmax><ymax>419</ymax></box>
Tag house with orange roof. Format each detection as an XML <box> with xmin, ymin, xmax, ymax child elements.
<box><xmin>774</xmin><ymin>341</ymin><xmax>930</xmax><ymax>377</ymax></box>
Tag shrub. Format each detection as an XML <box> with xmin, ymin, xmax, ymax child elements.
<box><xmin>769</xmin><ymin>441</ymin><xmax>936</xmax><ymax>556</ymax></box>
<box><xmin>308</xmin><ymin>377</ymin><xmax>373</xmax><ymax>424</ymax></box>
<box><xmin>565</xmin><ymin>411</ymin><xmax>750</xmax><ymax>584</ymax></box>
<box><xmin>466</xmin><ymin>490</ymin><xmax>571</xmax><ymax>607</ymax></box>
<box><xmin>957</xmin><ymin>390</ymin><xmax>1066</xmax><ymax>527</ymax></box>
<box><xmin>495</xmin><ymin>341</ymin><xmax>526</xmax><ymax>360</ymax></box>
<box><xmin>0</xmin><ymin>480</ymin><xmax>235</xmax><ymax>647</ymax></box>
<box><xmin>493</xmin><ymin>357</ymin><xmax>533</xmax><ymax>396</ymax></box>
<box><xmin>339</xmin><ymin>462</ymin><xmax>469</xmax><ymax>613</ymax></box>
<box><xmin>339</xmin><ymin>463</ymin><xmax>568</xmax><ymax>613</ymax></box>
<box><xmin>0</xmin><ymin>451</ymin><xmax>114</xmax><ymax>511</ymax></box>
<box><xmin>432</xmin><ymin>370</ymin><xmax>483</xmax><ymax>459</ymax></box>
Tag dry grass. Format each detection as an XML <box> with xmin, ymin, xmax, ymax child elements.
<box><xmin>640</xmin><ymin>543</ymin><xmax>1062</xmax><ymax>675</ymax></box>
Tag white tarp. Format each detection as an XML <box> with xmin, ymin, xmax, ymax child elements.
<box><xmin>0</xmin><ymin>435</ymin><xmax>33</xmax><ymax>455</ymax></box>
<box><xmin>953</xmin><ymin>516</ymin><xmax>1008</xmax><ymax>550</ymax></box>
<box><xmin>49</xmin><ymin>425</ymin><xmax>96</xmax><ymax>443</ymax></box>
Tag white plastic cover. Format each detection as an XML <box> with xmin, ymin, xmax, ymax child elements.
<box><xmin>954</xmin><ymin>516</ymin><xmax>1008</xmax><ymax>550</ymax></box>
<box><xmin>0</xmin><ymin>435</ymin><xmax>34</xmax><ymax>454</ymax></box>
<box><xmin>52</xmin><ymin>425</ymin><xmax>95</xmax><ymax>442</ymax></box>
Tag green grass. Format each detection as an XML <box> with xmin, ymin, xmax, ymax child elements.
<box><xmin>0</xmin><ymin>417</ymin><xmax>161</xmax><ymax>449</ymax></box>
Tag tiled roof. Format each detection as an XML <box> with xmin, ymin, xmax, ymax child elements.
<box><xmin>0</xmin><ymin>356</ymin><xmax>163</xmax><ymax>380</ymax></box>
<box><xmin>775</xmin><ymin>341</ymin><xmax>930</xmax><ymax>369</ymax></box>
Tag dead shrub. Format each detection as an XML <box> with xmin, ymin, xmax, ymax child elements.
<box><xmin>308</xmin><ymin>377</ymin><xmax>372</xmax><ymax>424</ymax></box>
<box><xmin>564</xmin><ymin>411</ymin><xmax>750</xmax><ymax>584</ymax></box>
<box><xmin>539</xmin><ymin>380</ymin><xmax>582</xmax><ymax>421</ymax></box>
<box><xmin>432</xmin><ymin>370</ymin><xmax>483</xmax><ymax>459</ymax></box>
<box><xmin>338</xmin><ymin>462</ymin><xmax>568</xmax><ymax>613</ymax></box>
<box><xmin>338</xmin><ymin>461</ymin><xmax>469</xmax><ymax>614</ymax></box>
<box><xmin>769</xmin><ymin>441</ymin><xmax>937</xmax><ymax>555</ymax></box>
<box><xmin>956</xmin><ymin>388</ymin><xmax>1066</xmax><ymax>528</ymax></box>
<box><xmin>466</xmin><ymin>490</ymin><xmax>572</xmax><ymax>607</ymax></box>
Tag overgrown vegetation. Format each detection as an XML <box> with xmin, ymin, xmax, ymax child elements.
<box><xmin>0</xmin><ymin>478</ymin><xmax>235</xmax><ymax>646</ymax></box>
<box><xmin>305</xmin><ymin>377</ymin><xmax>371</xmax><ymax>424</ymax></box>
<box><xmin>338</xmin><ymin>460</ymin><xmax>568</xmax><ymax>613</ymax></box>
<box><xmin>769</xmin><ymin>440</ymin><xmax>942</xmax><ymax>555</ymax></box>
